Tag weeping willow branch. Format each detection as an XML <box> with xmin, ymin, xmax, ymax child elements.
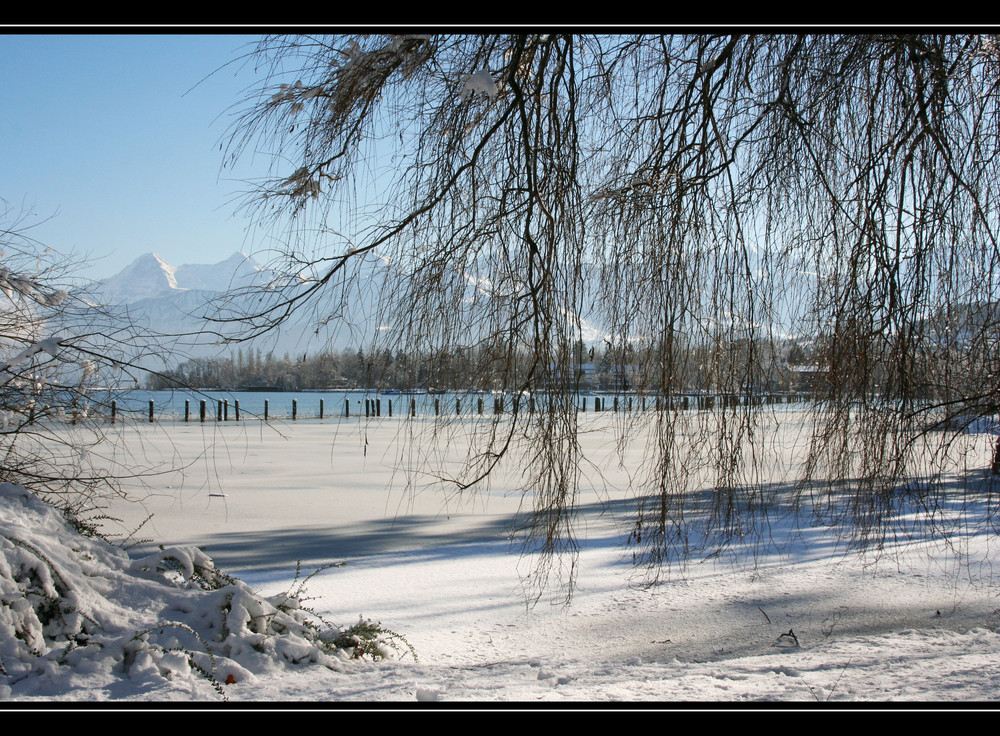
<box><xmin>217</xmin><ymin>33</ymin><xmax>1000</xmax><ymax>591</ymax></box>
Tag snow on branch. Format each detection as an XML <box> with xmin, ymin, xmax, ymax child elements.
<box><xmin>0</xmin><ymin>336</ymin><xmax>64</xmax><ymax>373</ymax></box>
<box><xmin>0</xmin><ymin>265</ymin><xmax>67</xmax><ymax>306</ymax></box>
<box><xmin>461</xmin><ymin>70</ymin><xmax>498</xmax><ymax>100</ymax></box>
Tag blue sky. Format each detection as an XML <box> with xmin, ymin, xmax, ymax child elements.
<box><xmin>1</xmin><ymin>33</ymin><xmax>271</xmax><ymax>279</ymax></box>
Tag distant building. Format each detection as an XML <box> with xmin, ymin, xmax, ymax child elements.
<box><xmin>546</xmin><ymin>362</ymin><xmax>597</xmax><ymax>390</ymax></box>
<box><xmin>788</xmin><ymin>364</ymin><xmax>828</xmax><ymax>393</ymax></box>
<box><xmin>608</xmin><ymin>364</ymin><xmax>642</xmax><ymax>391</ymax></box>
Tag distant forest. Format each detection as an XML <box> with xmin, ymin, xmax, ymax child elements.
<box><xmin>148</xmin><ymin>340</ymin><xmax>819</xmax><ymax>395</ymax></box>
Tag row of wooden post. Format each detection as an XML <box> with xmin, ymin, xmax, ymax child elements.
<box><xmin>123</xmin><ymin>392</ymin><xmax>804</xmax><ymax>423</ymax></box>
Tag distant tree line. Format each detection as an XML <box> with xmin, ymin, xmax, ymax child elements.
<box><xmin>148</xmin><ymin>338</ymin><xmax>823</xmax><ymax>394</ymax></box>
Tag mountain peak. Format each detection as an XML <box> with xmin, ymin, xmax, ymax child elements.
<box><xmin>98</xmin><ymin>252</ymin><xmax>270</xmax><ymax>304</ymax></box>
<box><xmin>97</xmin><ymin>252</ymin><xmax>182</xmax><ymax>302</ymax></box>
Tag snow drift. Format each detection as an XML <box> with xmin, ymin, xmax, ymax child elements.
<box><xmin>0</xmin><ymin>483</ymin><xmax>412</xmax><ymax>701</ymax></box>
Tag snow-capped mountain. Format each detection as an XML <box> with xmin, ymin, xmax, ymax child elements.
<box><xmin>97</xmin><ymin>252</ymin><xmax>274</xmax><ymax>305</ymax></box>
<box><xmin>97</xmin><ymin>251</ymin><xmax>611</xmax><ymax>371</ymax></box>
<box><xmin>97</xmin><ymin>252</ymin><xmax>384</xmax><ymax>366</ymax></box>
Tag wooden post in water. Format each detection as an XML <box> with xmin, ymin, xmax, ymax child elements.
<box><xmin>292</xmin><ymin>399</ymin><xmax>297</xmax><ymax>420</ymax></box>
<box><xmin>235</xmin><ymin>400</ymin><xmax>240</xmax><ymax>421</ymax></box>
<box><xmin>376</xmin><ymin>398</ymin><xmax>381</xmax><ymax>417</ymax></box>
<box><xmin>345</xmin><ymin>398</ymin><xmax>349</xmax><ymax>417</ymax></box>
<box><xmin>264</xmin><ymin>399</ymin><xmax>269</xmax><ymax>421</ymax></box>
<box><xmin>183</xmin><ymin>400</ymin><xmax>188</xmax><ymax>422</ymax></box>
<box><xmin>200</xmin><ymin>400</ymin><xmax>206</xmax><ymax>422</ymax></box>
<box><xmin>388</xmin><ymin>399</ymin><xmax>393</xmax><ymax>417</ymax></box>
<box><xmin>410</xmin><ymin>398</ymin><xmax>416</xmax><ymax>417</ymax></box>
<box><xmin>149</xmin><ymin>400</ymin><xmax>154</xmax><ymax>423</ymax></box>
<box><xmin>434</xmin><ymin>398</ymin><xmax>439</xmax><ymax>416</ymax></box>
<box><xmin>224</xmin><ymin>400</ymin><xmax>229</xmax><ymax>421</ymax></box>
<box><xmin>456</xmin><ymin>398</ymin><xmax>460</xmax><ymax>415</ymax></box>
<box><xmin>365</xmin><ymin>399</ymin><xmax>370</xmax><ymax>418</ymax></box>
<box><xmin>478</xmin><ymin>397</ymin><xmax>483</xmax><ymax>415</ymax></box>
<box><xmin>216</xmin><ymin>400</ymin><xmax>222</xmax><ymax>421</ymax></box>
<box><xmin>319</xmin><ymin>399</ymin><xmax>324</xmax><ymax>419</ymax></box>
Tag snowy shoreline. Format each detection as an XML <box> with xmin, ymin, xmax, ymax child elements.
<box><xmin>4</xmin><ymin>416</ymin><xmax>1000</xmax><ymax>702</ymax></box>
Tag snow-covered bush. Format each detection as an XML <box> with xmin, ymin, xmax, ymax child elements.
<box><xmin>0</xmin><ymin>483</ymin><xmax>414</xmax><ymax>700</ymax></box>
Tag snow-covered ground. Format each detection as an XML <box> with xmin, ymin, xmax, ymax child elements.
<box><xmin>4</xmin><ymin>411</ymin><xmax>1000</xmax><ymax>704</ymax></box>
